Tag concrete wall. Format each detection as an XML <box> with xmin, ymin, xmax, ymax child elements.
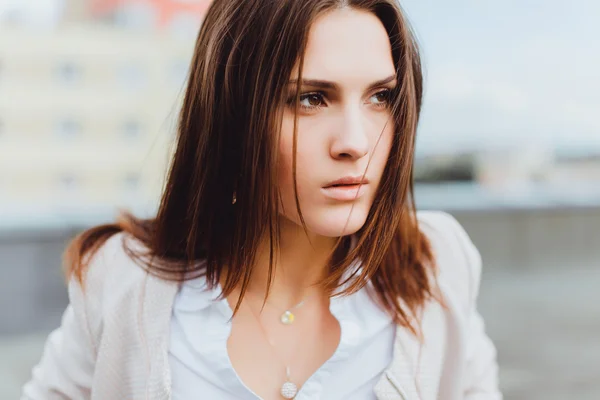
<box><xmin>0</xmin><ymin>229</ymin><xmax>74</xmax><ymax>335</ymax></box>
<box><xmin>453</xmin><ymin>208</ymin><xmax>600</xmax><ymax>272</ymax></box>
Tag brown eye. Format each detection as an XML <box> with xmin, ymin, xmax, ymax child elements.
<box><xmin>300</xmin><ymin>93</ymin><xmax>325</xmax><ymax>108</ymax></box>
<box><xmin>371</xmin><ymin>89</ymin><xmax>391</xmax><ymax>106</ymax></box>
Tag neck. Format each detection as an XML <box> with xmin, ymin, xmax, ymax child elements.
<box><xmin>231</xmin><ymin>217</ymin><xmax>340</xmax><ymax>308</ymax></box>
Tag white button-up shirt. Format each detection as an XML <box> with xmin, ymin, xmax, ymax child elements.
<box><xmin>169</xmin><ymin>274</ymin><xmax>396</xmax><ymax>399</ymax></box>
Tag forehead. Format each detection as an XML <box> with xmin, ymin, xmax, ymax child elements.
<box><xmin>296</xmin><ymin>8</ymin><xmax>395</xmax><ymax>83</ymax></box>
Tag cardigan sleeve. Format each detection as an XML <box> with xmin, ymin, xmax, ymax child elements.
<box><xmin>21</xmin><ymin>235</ymin><xmax>118</xmax><ymax>400</ymax></box>
<box><xmin>447</xmin><ymin>214</ymin><xmax>503</xmax><ymax>399</ymax></box>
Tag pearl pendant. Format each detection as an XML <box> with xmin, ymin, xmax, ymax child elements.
<box><xmin>281</xmin><ymin>381</ymin><xmax>298</xmax><ymax>399</ymax></box>
<box><xmin>280</xmin><ymin>310</ymin><xmax>295</xmax><ymax>325</ymax></box>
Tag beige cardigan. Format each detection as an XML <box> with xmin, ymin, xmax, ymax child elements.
<box><xmin>21</xmin><ymin>211</ymin><xmax>502</xmax><ymax>400</ymax></box>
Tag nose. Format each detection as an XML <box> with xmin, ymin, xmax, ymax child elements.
<box><xmin>330</xmin><ymin>105</ymin><xmax>370</xmax><ymax>160</ymax></box>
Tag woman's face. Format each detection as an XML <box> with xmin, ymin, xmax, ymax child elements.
<box><xmin>278</xmin><ymin>8</ymin><xmax>397</xmax><ymax>238</ymax></box>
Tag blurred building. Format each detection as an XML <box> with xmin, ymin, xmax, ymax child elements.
<box><xmin>549</xmin><ymin>149</ymin><xmax>600</xmax><ymax>184</ymax></box>
<box><xmin>0</xmin><ymin>0</ymin><xmax>67</xmax><ymax>29</ymax></box>
<box><xmin>474</xmin><ymin>146</ymin><xmax>552</xmax><ymax>188</ymax></box>
<box><xmin>416</xmin><ymin>145</ymin><xmax>600</xmax><ymax>186</ymax></box>
<box><xmin>0</xmin><ymin>0</ymin><xmax>211</xmax><ymax>30</ymax></box>
<box><xmin>0</xmin><ymin>3</ymin><xmax>210</xmax><ymax>213</ymax></box>
<box><xmin>91</xmin><ymin>0</ymin><xmax>211</xmax><ymax>36</ymax></box>
<box><xmin>474</xmin><ymin>146</ymin><xmax>600</xmax><ymax>189</ymax></box>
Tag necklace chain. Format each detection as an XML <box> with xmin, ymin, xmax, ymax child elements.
<box><xmin>247</xmin><ymin>291</ymin><xmax>316</xmax><ymax>325</ymax></box>
<box><xmin>245</xmin><ymin>301</ymin><xmax>301</xmax><ymax>399</ymax></box>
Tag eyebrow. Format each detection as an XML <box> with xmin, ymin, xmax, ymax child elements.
<box><xmin>287</xmin><ymin>74</ymin><xmax>397</xmax><ymax>91</ymax></box>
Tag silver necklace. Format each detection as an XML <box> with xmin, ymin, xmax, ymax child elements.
<box><xmin>245</xmin><ymin>302</ymin><xmax>303</xmax><ymax>399</ymax></box>
<box><xmin>280</xmin><ymin>295</ymin><xmax>312</xmax><ymax>325</ymax></box>
<box><xmin>248</xmin><ymin>292</ymin><xmax>314</xmax><ymax>325</ymax></box>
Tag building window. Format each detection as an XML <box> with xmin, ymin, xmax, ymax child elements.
<box><xmin>55</xmin><ymin>118</ymin><xmax>82</xmax><ymax>139</ymax></box>
<box><xmin>123</xmin><ymin>173</ymin><xmax>140</xmax><ymax>190</ymax></box>
<box><xmin>117</xmin><ymin>62</ymin><xmax>146</xmax><ymax>91</ymax></box>
<box><xmin>58</xmin><ymin>174</ymin><xmax>79</xmax><ymax>190</ymax></box>
<box><xmin>122</xmin><ymin>119</ymin><xmax>141</xmax><ymax>139</ymax></box>
<box><xmin>56</xmin><ymin>61</ymin><xmax>82</xmax><ymax>85</ymax></box>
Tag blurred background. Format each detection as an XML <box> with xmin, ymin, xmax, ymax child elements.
<box><xmin>1</xmin><ymin>0</ymin><xmax>599</xmax><ymax>398</ymax></box>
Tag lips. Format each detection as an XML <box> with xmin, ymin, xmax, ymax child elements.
<box><xmin>323</xmin><ymin>176</ymin><xmax>369</xmax><ymax>188</ymax></box>
<box><xmin>322</xmin><ymin>176</ymin><xmax>369</xmax><ymax>201</ymax></box>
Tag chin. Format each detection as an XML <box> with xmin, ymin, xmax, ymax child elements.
<box><xmin>304</xmin><ymin>205</ymin><xmax>370</xmax><ymax>237</ymax></box>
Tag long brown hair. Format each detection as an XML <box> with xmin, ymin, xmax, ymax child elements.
<box><xmin>66</xmin><ymin>0</ymin><xmax>436</xmax><ymax>336</ymax></box>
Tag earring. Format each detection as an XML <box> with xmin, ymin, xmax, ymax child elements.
<box><xmin>232</xmin><ymin>191</ymin><xmax>237</xmax><ymax>205</ymax></box>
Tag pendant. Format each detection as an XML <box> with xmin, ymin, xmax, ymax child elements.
<box><xmin>281</xmin><ymin>381</ymin><xmax>298</xmax><ymax>399</ymax></box>
<box><xmin>280</xmin><ymin>310</ymin><xmax>295</xmax><ymax>325</ymax></box>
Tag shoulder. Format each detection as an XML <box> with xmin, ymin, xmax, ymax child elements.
<box><xmin>68</xmin><ymin>231</ymin><xmax>150</xmax><ymax>338</ymax></box>
<box><xmin>416</xmin><ymin>210</ymin><xmax>482</xmax><ymax>310</ymax></box>
<box><xmin>79</xmin><ymin>231</ymin><xmax>148</xmax><ymax>295</ymax></box>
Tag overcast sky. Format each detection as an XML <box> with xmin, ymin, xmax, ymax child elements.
<box><xmin>402</xmin><ymin>0</ymin><xmax>600</xmax><ymax>154</ymax></box>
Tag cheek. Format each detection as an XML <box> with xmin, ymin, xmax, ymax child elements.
<box><xmin>371</xmin><ymin>126</ymin><xmax>394</xmax><ymax>174</ymax></box>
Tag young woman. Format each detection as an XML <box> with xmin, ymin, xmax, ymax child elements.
<box><xmin>22</xmin><ymin>0</ymin><xmax>501</xmax><ymax>399</ymax></box>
